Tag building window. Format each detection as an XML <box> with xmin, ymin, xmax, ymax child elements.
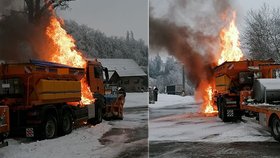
<box><xmin>124</xmin><ymin>80</ymin><xmax>129</xmax><ymax>84</ymax></box>
<box><xmin>134</xmin><ymin>79</ymin><xmax>139</xmax><ymax>84</ymax></box>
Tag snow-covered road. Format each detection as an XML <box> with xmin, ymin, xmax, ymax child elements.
<box><xmin>149</xmin><ymin>94</ymin><xmax>274</xmax><ymax>142</ymax></box>
<box><xmin>149</xmin><ymin>94</ymin><xmax>280</xmax><ymax>158</ymax></box>
<box><xmin>0</xmin><ymin>93</ymin><xmax>148</xmax><ymax>158</ymax></box>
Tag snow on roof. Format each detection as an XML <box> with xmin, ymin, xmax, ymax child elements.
<box><xmin>108</xmin><ymin>71</ymin><xmax>116</xmax><ymax>79</ymax></box>
<box><xmin>257</xmin><ymin>79</ymin><xmax>280</xmax><ymax>90</ymax></box>
<box><xmin>98</xmin><ymin>58</ymin><xmax>146</xmax><ymax>77</ymax></box>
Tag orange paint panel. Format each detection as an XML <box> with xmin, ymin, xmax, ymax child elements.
<box><xmin>57</xmin><ymin>68</ymin><xmax>69</xmax><ymax>75</ymax></box>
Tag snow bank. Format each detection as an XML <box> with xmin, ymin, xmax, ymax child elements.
<box><xmin>0</xmin><ymin>123</ymin><xmax>112</xmax><ymax>158</ymax></box>
<box><xmin>149</xmin><ymin>94</ymin><xmax>196</xmax><ymax>109</ymax></box>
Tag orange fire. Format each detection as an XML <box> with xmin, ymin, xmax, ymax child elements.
<box><xmin>197</xmin><ymin>81</ymin><xmax>218</xmax><ymax>114</ymax></box>
<box><xmin>218</xmin><ymin>12</ymin><xmax>243</xmax><ymax>65</ymax></box>
<box><xmin>202</xmin><ymin>12</ymin><xmax>243</xmax><ymax>114</ymax></box>
<box><xmin>46</xmin><ymin>16</ymin><xmax>94</xmax><ymax>105</ymax></box>
<box><xmin>204</xmin><ymin>86</ymin><xmax>216</xmax><ymax>113</ymax></box>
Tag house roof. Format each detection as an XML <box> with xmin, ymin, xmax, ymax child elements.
<box><xmin>108</xmin><ymin>70</ymin><xmax>118</xmax><ymax>79</ymax></box>
<box><xmin>97</xmin><ymin>58</ymin><xmax>146</xmax><ymax>77</ymax></box>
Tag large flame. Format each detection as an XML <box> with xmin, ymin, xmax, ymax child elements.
<box><xmin>197</xmin><ymin>81</ymin><xmax>218</xmax><ymax>114</ymax></box>
<box><xmin>46</xmin><ymin>16</ymin><xmax>94</xmax><ymax>105</ymax></box>
<box><xmin>204</xmin><ymin>86</ymin><xmax>216</xmax><ymax>113</ymax></box>
<box><xmin>218</xmin><ymin>12</ymin><xmax>243</xmax><ymax>65</ymax></box>
<box><xmin>203</xmin><ymin>12</ymin><xmax>243</xmax><ymax>114</ymax></box>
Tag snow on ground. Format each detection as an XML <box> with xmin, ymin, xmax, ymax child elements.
<box><xmin>149</xmin><ymin>94</ymin><xmax>276</xmax><ymax>143</ymax></box>
<box><xmin>0</xmin><ymin>92</ymin><xmax>147</xmax><ymax>158</ymax></box>
<box><xmin>125</xmin><ymin>92</ymin><xmax>148</xmax><ymax>108</ymax></box>
<box><xmin>149</xmin><ymin>94</ymin><xmax>196</xmax><ymax>109</ymax></box>
<box><xmin>0</xmin><ymin>123</ymin><xmax>112</xmax><ymax>158</ymax></box>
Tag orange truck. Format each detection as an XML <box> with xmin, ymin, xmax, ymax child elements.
<box><xmin>214</xmin><ymin>59</ymin><xmax>280</xmax><ymax>141</ymax></box>
<box><xmin>0</xmin><ymin>59</ymin><xmax>125</xmax><ymax>146</ymax></box>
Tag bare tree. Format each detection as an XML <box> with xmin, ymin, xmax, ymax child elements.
<box><xmin>243</xmin><ymin>3</ymin><xmax>280</xmax><ymax>62</ymax></box>
<box><xmin>24</xmin><ymin>0</ymin><xmax>74</xmax><ymax>22</ymax></box>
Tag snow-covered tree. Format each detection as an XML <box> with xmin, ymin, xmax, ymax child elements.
<box><xmin>243</xmin><ymin>3</ymin><xmax>280</xmax><ymax>62</ymax></box>
<box><xmin>64</xmin><ymin>20</ymin><xmax>148</xmax><ymax>68</ymax></box>
<box><xmin>149</xmin><ymin>56</ymin><xmax>194</xmax><ymax>94</ymax></box>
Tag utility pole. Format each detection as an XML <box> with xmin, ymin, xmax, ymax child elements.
<box><xmin>182</xmin><ymin>64</ymin><xmax>185</xmax><ymax>95</ymax></box>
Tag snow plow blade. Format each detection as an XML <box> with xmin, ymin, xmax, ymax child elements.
<box><xmin>103</xmin><ymin>94</ymin><xmax>125</xmax><ymax>120</ymax></box>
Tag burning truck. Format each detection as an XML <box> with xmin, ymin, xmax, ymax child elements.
<box><xmin>214</xmin><ymin>59</ymin><xmax>280</xmax><ymax>142</ymax></box>
<box><xmin>0</xmin><ymin>58</ymin><xmax>126</xmax><ymax>147</ymax></box>
<box><xmin>0</xmin><ymin>2</ymin><xmax>126</xmax><ymax>147</ymax></box>
<box><xmin>150</xmin><ymin>0</ymin><xmax>280</xmax><ymax>142</ymax></box>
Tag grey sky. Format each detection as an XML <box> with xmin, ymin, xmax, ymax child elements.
<box><xmin>58</xmin><ymin>0</ymin><xmax>148</xmax><ymax>44</ymax></box>
<box><xmin>150</xmin><ymin>0</ymin><xmax>280</xmax><ymax>60</ymax></box>
<box><xmin>234</xmin><ymin>0</ymin><xmax>280</xmax><ymax>33</ymax></box>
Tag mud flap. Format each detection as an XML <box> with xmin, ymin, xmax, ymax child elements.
<box><xmin>26</xmin><ymin>128</ymin><xmax>34</xmax><ymax>138</ymax></box>
<box><xmin>87</xmin><ymin>103</ymin><xmax>95</xmax><ymax>119</ymax></box>
<box><xmin>226</xmin><ymin>109</ymin><xmax>234</xmax><ymax>117</ymax></box>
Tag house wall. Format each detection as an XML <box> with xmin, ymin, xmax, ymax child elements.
<box><xmin>118</xmin><ymin>76</ymin><xmax>147</xmax><ymax>92</ymax></box>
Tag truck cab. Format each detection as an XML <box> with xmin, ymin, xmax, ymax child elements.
<box><xmin>86</xmin><ymin>59</ymin><xmax>125</xmax><ymax>120</ymax></box>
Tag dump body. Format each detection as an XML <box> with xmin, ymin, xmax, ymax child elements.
<box><xmin>214</xmin><ymin>59</ymin><xmax>275</xmax><ymax>95</ymax></box>
<box><xmin>0</xmin><ymin>60</ymin><xmax>89</xmax><ymax>139</ymax></box>
<box><xmin>214</xmin><ymin>59</ymin><xmax>280</xmax><ymax>141</ymax></box>
<box><xmin>0</xmin><ymin>60</ymin><xmax>84</xmax><ymax>109</ymax></box>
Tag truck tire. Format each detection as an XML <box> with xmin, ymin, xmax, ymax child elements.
<box><xmin>94</xmin><ymin>105</ymin><xmax>103</xmax><ymax>124</ymax></box>
<box><xmin>61</xmin><ymin>111</ymin><xmax>73</xmax><ymax>135</ymax></box>
<box><xmin>217</xmin><ymin>97</ymin><xmax>222</xmax><ymax>119</ymax></box>
<box><xmin>43</xmin><ymin>114</ymin><xmax>57</xmax><ymax>139</ymax></box>
<box><xmin>271</xmin><ymin>116</ymin><xmax>280</xmax><ymax>141</ymax></box>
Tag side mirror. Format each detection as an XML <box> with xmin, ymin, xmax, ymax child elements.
<box><xmin>103</xmin><ymin>67</ymin><xmax>109</xmax><ymax>83</ymax></box>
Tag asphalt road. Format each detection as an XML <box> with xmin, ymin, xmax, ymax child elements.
<box><xmin>149</xmin><ymin>102</ymin><xmax>280</xmax><ymax>158</ymax></box>
<box><xmin>100</xmin><ymin>107</ymin><xmax>148</xmax><ymax>158</ymax></box>
<box><xmin>150</xmin><ymin>141</ymin><xmax>280</xmax><ymax>158</ymax></box>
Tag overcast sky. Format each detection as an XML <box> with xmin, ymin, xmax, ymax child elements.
<box><xmin>58</xmin><ymin>0</ymin><xmax>148</xmax><ymax>44</ymax></box>
<box><xmin>150</xmin><ymin>0</ymin><xmax>280</xmax><ymax>60</ymax></box>
<box><xmin>234</xmin><ymin>0</ymin><xmax>280</xmax><ymax>33</ymax></box>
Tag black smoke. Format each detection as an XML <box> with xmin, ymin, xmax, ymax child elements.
<box><xmin>149</xmin><ymin>0</ymin><xmax>233</xmax><ymax>87</ymax></box>
<box><xmin>0</xmin><ymin>1</ymin><xmax>53</xmax><ymax>62</ymax></box>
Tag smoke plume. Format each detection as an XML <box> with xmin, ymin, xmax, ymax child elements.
<box><xmin>150</xmin><ymin>0</ymin><xmax>233</xmax><ymax>87</ymax></box>
<box><xmin>0</xmin><ymin>2</ymin><xmax>56</xmax><ymax>62</ymax></box>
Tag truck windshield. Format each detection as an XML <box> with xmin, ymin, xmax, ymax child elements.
<box><xmin>94</xmin><ymin>66</ymin><xmax>103</xmax><ymax>80</ymax></box>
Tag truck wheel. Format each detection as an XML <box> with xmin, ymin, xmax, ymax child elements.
<box><xmin>217</xmin><ymin>97</ymin><xmax>222</xmax><ymax>119</ymax></box>
<box><xmin>95</xmin><ymin>105</ymin><xmax>103</xmax><ymax>124</ymax></box>
<box><xmin>88</xmin><ymin>105</ymin><xmax>102</xmax><ymax>125</ymax></box>
<box><xmin>43</xmin><ymin>114</ymin><xmax>57</xmax><ymax>139</ymax></box>
<box><xmin>62</xmin><ymin>111</ymin><xmax>73</xmax><ymax>135</ymax></box>
<box><xmin>271</xmin><ymin>116</ymin><xmax>280</xmax><ymax>141</ymax></box>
